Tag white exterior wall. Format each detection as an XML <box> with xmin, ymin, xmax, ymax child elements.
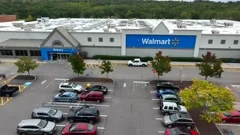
<box><xmin>70</xmin><ymin>32</ymin><xmax>122</xmax><ymax>47</ymax></box>
<box><xmin>0</xmin><ymin>31</ymin><xmax>49</xmax><ymax>43</ymax></box>
<box><xmin>200</xmin><ymin>34</ymin><xmax>240</xmax><ymax>49</ymax></box>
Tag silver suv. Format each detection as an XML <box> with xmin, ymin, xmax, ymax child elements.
<box><xmin>31</xmin><ymin>107</ymin><xmax>64</xmax><ymax>122</ymax></box>
<box><xmin>17</xmin><ymin>119</ymin><xmax>56</xmax><ymax>135</ymax></box>
<box><xmin>59</xmin><ymin>82</ymin><xmax>83</xmax><ymax>93</ymax></box>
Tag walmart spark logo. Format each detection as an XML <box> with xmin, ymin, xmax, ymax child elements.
<box><xmin>171</xmin><ymin>38</ymin><xmax>180</xmax><ymax>46</ymax></box>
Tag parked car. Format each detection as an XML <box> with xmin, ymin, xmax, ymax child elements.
<box><xmin>159</xmin><ymin>102</ymin><xmax>187</xmax><ymax>115</ymax></box>
<box><xmin>160</xmin><ymin>94</ymin><xmax>182</xmax><ymax>105</ymax></box>
<box><xmin>59</xmin><ymin>82</ymin><xmax>83</xmax><ymax>93</ymax></box>
<box><xmin>67</xmin><ymin>105</ymin><xmax>100</xmax><ymax>124</ymax></box>
<box><xmin>0</xmin><ymin>84</ymin><xmax>19</xmax><ymax>97</ymax></box>
<box><xmin>53</xmin><ymin>92</ymin><xmax>79</xmax><ymax>102</ymax></box>
<box><xmin>85</xmin><ymin>84</ymin><xmax>108</xmax><ymax>94</ymax></box>
<box><xmin>163</xmin><ymin>113</ymin><xmax>195</xmax><ymax>128</ymax></box>
<box><xmin>164</xmin><ymin>127</ymin><xmax>199</xmax><ymax>135</ymax></box>
<box><xmin>80</xmin><ymin>91</ymin><xmax>104</xmax><ymax>103</ymax></box>
<box><xmin>156</xmin><ymin>82</ymin><xmax>179</xmax><ymax>91</ymax></box>
<box><xmin>61</xmin><ymin>123</ymin><xmax>97</xmax><ymax>135</ymax></box>
<box><xmin>17</xmin><ymin>119</ymin><xmax>56</xmax><ymax>135</ymax></box>
<box><xmin>156</xmin><ymin>89</ymin><xmax>178</xmax><ymax>98</ymax></box>
<box><xmin>31</xmin><ymin>107</ymin><xmax>64</xmax><ymax>122</ymax></box>
<box><xmin>218</xmin><ymin>110</ymin><xmax>240</xmax><ymax>123</ymax></box>
<box><xmin>127</xmin><ymin>58</ymin><xmax>148</xmax><ymax>67</ymax></box>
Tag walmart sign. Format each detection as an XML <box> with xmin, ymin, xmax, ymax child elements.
<box><xmin>126</xmin><ymin>34</ymin><xmax>196</xmax><ymax>49</ymax></box>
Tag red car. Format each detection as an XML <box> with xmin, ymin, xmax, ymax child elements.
<box><xmin>61</xmin><ymin>123</ymin><xmax>97</xmax><ymax>135</ymax></box>
<box><xmin>165</xmin><ymin>127</ymin><xmax>199</xmax><ymax>135</ymax></box>
<box><xmin>218</xmin><ymin>110</ymin><xmax>240</xmax><ymax>123</ymax></box>
<box><xmin>80</xmin><ymin>91</ymin><xmax>104</xmax><ymax>103</ymax></box>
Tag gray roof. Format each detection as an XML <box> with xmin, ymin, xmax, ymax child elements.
<box><xmin>18</xmin><ymin>119</ymin><xmax>41</xmax><ymax>127</ymax></box>
<box><xmin>34</xmin><ymin>107</ymin><xmax>52</xmax><ymax>113</ymax></box>
<box><xmin>40</xmin><ymin>26</ymin><xmax>79</xmax><ymax>47</ymax></box>
<box><xmin>0</xmin><ymin>39</ymin><xmax>44</xmax><ymax>47</ymax></box>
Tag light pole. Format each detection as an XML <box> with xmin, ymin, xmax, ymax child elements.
<box><xmin>179</xmin><ymin>67</ymin><xmax>182</xmax><ymax>83</ymax></box>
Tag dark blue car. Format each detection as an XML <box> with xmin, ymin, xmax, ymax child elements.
<box><xmin>53</xmin><ymin>92</ymin><xmax>79</xmax><ymax>102</ymax></box>
<box><xmin>156</xmin><ymin>89</ymin><xmax>178</xmax><ymax>98</ymax></box>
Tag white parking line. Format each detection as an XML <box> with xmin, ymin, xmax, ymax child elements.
<box><xmin>97</xmin><ymin>127</ymin><xmax>105</xmax><ymax>130</ymax></box>
<box><xmin>45</xmin><ymin>102</ymin><xmax>110</xmax><ymax>107</ymax></box>
<box><xmin>155</xmin><ymin>118</ymin><xmax>163</xmax><ymax>121</ymax></box>
<box><xmin>158</xmin><ymin>131</ymin><xmax>165</xmax><ymax>134</ymax></box>
<box><xmin>108</xmin><ymin>89</ymin><xmax>114</xmax><ymax>92</ymax></box>
<box><xmin>225</xmin><ymin>87</ymin><xmax>230</xmax><ymax>90</ymax></box>
<box><xmin>152</xmin><ymin>98</ymin><xmax>160</xmax><ymax>101</ymax></box>
<box><xmin>105</xmin><ymin>96</ymin><xmax>112</xmax><ymax>99</ymax></box>
<box><xmin>153</xmin><ymin>107</ymin><xmax>160</xmax><ymax>110</ymax></box>
<box><xmin>216</xmin><ymin>123</ymin><xmax>240</xmax><ymax>126</ymax></box>
<box><xmin>62</xmin><ymin>113</ymin><xmax>107</xmax><ymax>118</ymax></box>
<box><xmin>41</xmin><ymin>80</ymin><xmax>47</xmax><ymax>84</ymax></box>
<box><xmin>150</xmin><ymin>91</ymin><xmax>155</xmax><ymax>93</ymax></box>
<box><xmin>45</xmin><ymin>80</ymin><xmax>55</xmax><ymax>88</ymax></box>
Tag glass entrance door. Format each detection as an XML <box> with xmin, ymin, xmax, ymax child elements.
<box><xmin>49</xmin><ymin>53</ymin><xmax>70</xmax><ymax>61</ymax></box>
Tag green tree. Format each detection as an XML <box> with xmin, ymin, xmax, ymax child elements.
<box><xmin>25</xmin><ymin>15</ymin><xmax>33</xmax><ymax>22</ymax></box>
<box><xmin>98</xmin><ymin>60</ymin><xmax>113</xmax><ymax>78</ymax></box>
<box><xmin>68</xmin><ymin>54</ymin><xmax>86</xmax><ymax>76</ymax></box>
<box><xmin>151</xmin><ymin>51</ymin><xmax>171</xmax><ymax>81</ymax></box>
<box><xmin>196</xmin><ymin>52</ymin><xmax>223</xmax><ymax>80</ymax></box>
<box><xmin>14</xmin><ymin>56</ymin><xmax>39</xmax><ymax>75</ymax></box>
<box><xmin>179</xmin><ymin>78</ymin><xmax>235</xmax><ymax>123</ymax></box>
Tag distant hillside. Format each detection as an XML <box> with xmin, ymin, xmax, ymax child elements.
<box><xmin>0</xmin><ymin>0</ymin><xmax>240</xmax><ymax>21</ymax></box>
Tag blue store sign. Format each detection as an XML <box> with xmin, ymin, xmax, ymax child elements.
<box><xmin>40</xmin><ymin>48</ymin><xmax>78</xmax><ymax>61</ymax></box>
<box><xmin>126</xmin><ymin>34</ymin><xmax>196</xmax><ymax>49</ymax></box>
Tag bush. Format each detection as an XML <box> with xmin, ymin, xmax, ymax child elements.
<box><xmin>92</xmin><ymin>55</ymin><xmax>240</xmax><ymax>63</ymax></box>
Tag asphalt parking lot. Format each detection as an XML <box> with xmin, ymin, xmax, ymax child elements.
<box><xmin>1</xmin><ymin>62</ymin><xmax>240</xmax><ymax>135</ymax></box>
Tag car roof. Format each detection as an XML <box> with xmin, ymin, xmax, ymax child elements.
<box><xmin>18</xmin><ymin>119</ymin><xmax>41</xmax><ymax>127</ymax></box>
<box><xmin>176</xmin><ymin>113</ymin><xmax>192</xmax><ymax>119</ymax></box>
<box><xmin>163</xmin><ymin>102</ymin><xmax>178</xmax><ymax>106</ymax></box>
<box><xmin>231</xmin><ymin>110</ymin><xmax>240</xmax><ymax>115</ymax></box>
<box><xmin>74</xmin><ymin>123</ymin><xmax>91</xmax><ymax>130</ymax></box>
<box><xmin>78</xmin><ymin>107</ymin><xmax>97</xmax><ymax>114</ymax></box>
<box><xmin>62</xmin><ymin>92</ymin><xmax>75</xmax><ymax>96</ymax></box>
<box><xmin>88</xmin><ymin>91</ymin><xmax>103</xmax><ymax>95</ymax></box>
<box><xmin>33</xmin><ymin>107</ymin><xmax>51</xmax><ymax>113</ymax></box>
<box><xmin>60</xmin><ymin>82</ymin><xmax>73</xmax><ymax>85</ymax></box>
<box><xmin>162</xmin><ymin>94</ymin><xmax>177</xmax><ymax>98</ymax></box>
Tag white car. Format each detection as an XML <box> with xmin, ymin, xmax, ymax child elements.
<box><xmin>58</xmin><ymin>82</ymin><xmax>83</xmax><ymax>93</ymax></box>
<box><xmin>127</xmin><ymin>58</ymin><xmax>148</xmax><ymax>67</ymax></box>
<box><xmin>160</xmin><ymin>102</ymin><xmax>187</xmax><ymax>115</ymax></box>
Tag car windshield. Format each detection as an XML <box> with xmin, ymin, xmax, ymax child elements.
<box><xmin>48</xmin><ymin>109</ymin><xmax>57</xmax><ymax>115</ymax></box>
<box><xmin>69</xmin><ymin>123</ymin><xmax>77</xmax><ymax>132</ymax></box>
<box><xmin>177</xmin><ymin>105</ymin><xmax>181</xmax><ymax>110</ymax></box>
<box><xmin>169</xmin><ymin>114</ymin><xmax>178</xmax><ymax>121</ymax></box>
<box><xmin>38</xmin><ymin>120</ymin><xmax>48</xmax><ymax>128</ymax></box>
<box><xmin>170</xmin><ymin>128</ymin><xmax>179</xmax><ymax>135</ymax></box>
<box><xmin>88</xmin><ymin>124</ymin><xmax>94</xmax><ymax>130</ymax></box>
<box><xmin>71</xmin><ymin>83</ymin><xmax>77</xmax><ymax>88</ymax></box>
<box><xmin>223</xmin><ymin>112</ymin><xmax>232</xmax><ymax>117</ymax></box>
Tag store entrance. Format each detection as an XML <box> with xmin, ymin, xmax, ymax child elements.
<box><xmin>49</xmin><ymin>53</ymin><xmax>70</xmax><ymax>61</ymax></box>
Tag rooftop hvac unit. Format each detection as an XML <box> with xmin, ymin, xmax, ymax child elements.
<box><xmin>103</xmin><ymin>28</ymin><xmax>108</xmax><ymax>32</ymax></box>
<box><xmin>224</xmin><ymin>22</ymin><xmax>234</xmax><ymax>26</ymax></box>
<box><xmin>23</xmin><ymin>27</ymin><xmax>32</xmax><ymax>31</ymax></box>
<box><xmin>210</xmin><ymin>19</ymin><xmax>216</xmax><ymax>24</ymax></box>
<box><xmin>211</xmin><ymin>30</ymin><xmax>220</xmax><ymax>34</ymax></box>
<box><xmin>12</xmin><ymin>23</ymin><xmax>24</xmax><ymax>28</ymax></box>
<box><xmin>177</xmin><ymin>23</ymin><xmax>186</xmax><ymax>28</ymax></box>
<box><xmin>41</xmin><ymin>17</ymin><xmax>49</xmax><ymax>22</ymax></box>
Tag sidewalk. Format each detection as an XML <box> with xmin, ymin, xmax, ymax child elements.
<box><xmin>1</xmin><ymin>58</ymin><xmax>240</xmax><ymax>69</ymax></box>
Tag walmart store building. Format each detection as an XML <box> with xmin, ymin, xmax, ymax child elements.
<box><xmin>0</xmin><ymin>19</ymin><xmax>239</xmax><ymax>61</ymax></box>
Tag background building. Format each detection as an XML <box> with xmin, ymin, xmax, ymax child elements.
<box><xmin>0</xmin><ymin>17</ymin><xmax>239</xmax><ymax>61</ymax></box>
<box><xmin>0</xmin><ymin>15</ymin><xmax>16</xmax><ymax>22</ymax></box>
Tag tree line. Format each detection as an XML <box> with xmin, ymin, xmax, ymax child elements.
<box><xmin>0</xmin><ymin>0</ymin><xmax>240</xmax><ymax>21</ymax></box>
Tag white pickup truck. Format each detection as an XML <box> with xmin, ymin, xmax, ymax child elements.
<box><xmin>128</xmin><ymin>58</ymin><xmax>148</xmax><ymax>67</ymax></box>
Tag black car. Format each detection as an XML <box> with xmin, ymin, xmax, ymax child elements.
<box><xmin>85</xmin><ymin>85</ymin><xmax>108</xmax><ymax>94</ymax></box>
<box><xmin>67</xmin><ymin>105</ymin><xmax>100</xmax><ymax>124</ymax></box>
<box><xmin>156</xmin><ymin>82</ymin><xmax>179</xmax><ymax>91</ymax></box>
<box><xmin>0</xmin><ymin>84</ymin><xmax>19</xmax><ymax>97</ymax></box>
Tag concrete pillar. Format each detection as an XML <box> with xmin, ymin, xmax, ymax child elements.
<box><xmin>121</xmin><ymin>33</ymin><xmax>126</xmax><ymax>56</ymax></box>
<box><xmin>27</xmin><ymin>50</ymin><xmax>30</xmax><ymax>56</ymax></box>
<box><xmin>12</xmin><ymin>49</ymin><xmax>16</xmax><ymax>58</ymax></box>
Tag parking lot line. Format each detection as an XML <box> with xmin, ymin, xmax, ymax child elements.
<box><xmin>152</xmin><ymin>98</ymin><xmax>160</xmax><ymax>101</ymax></box>
<box><xmin>45</xmin><ymin>80</ymin><xmax>55</xmax><ymax>88</ymax></box>
<box><xmin>105</xmin><ymin>96</ymin><xmax>112</xmax><ymax>99</ymax></box>
<box><xmin>97</xmin><ymin>127</ymin><xmax>105</xmax><ymax>130</ymax></box>
<box><xmin>41</xmin><ymin>80</ymin><xmax>47</xmax><ymax>84</ymax></box>
<box><xmin>55</xmin><ymin>78</ymin><xmax>69</xmax><ymax>81</ymax></box>
<box><xmin>150</xmin><ymin>91</ymin><xmax>155</xmax><ymax>93</ymax></box>
<box><xmin>155</xmin><ymin>118</ymin><xmax>163</xmax><ymax>121</ymax></box>
<box><xmin>158</xmin><ymin>131</ymin><xmax>165</xmax><ymax>134</ymax></box>
<box><xmin>56</xmin><ymin>124</ymin><xmax>66</xmax><ymax>127</ymax></box>
<box><xmin>108</xmin><ymin>89</ymin><xmax>114</xmax><ymax>92</ymax></box>
<box><xmin>44</xmin><ymin>102</ymin><xmax>110</xmax><ymax>107</ymax></box>
<box><xmin>153</xmin><ymin>107</ymin><xmax>160</xmax><ymax>110</ymax></box>
<box><xmin>62</xmin><ymin>112</ymin><xmax>108</xmax><ymax>118</ymax></box>
<box><xmin>2</xmin><ymin>97</ymin><xmax>12</xmax><ymax>106</ymax></box>
<box><xmin>216</xmin><ymin>123</ymin><xmax>240</xmax><ymax>126</ymax></box>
